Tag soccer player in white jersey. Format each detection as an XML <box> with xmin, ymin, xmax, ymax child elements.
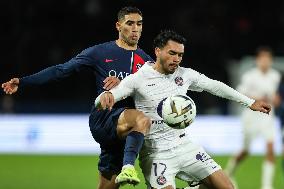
<box><xmin>95</xmin><ymin>30</ymin><xmax>271</xmax><ymax>189</ymax></box>
<box><xmin>225</xmin><ymin>47</ymin><xmax>281</xmax><ymax>189</ymax></box>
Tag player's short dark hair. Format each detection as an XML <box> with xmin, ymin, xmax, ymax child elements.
<box><xmin>117</xmin><ymin>6</ymin><xmax>142</xmax><ymax>21</ymax></box>
<box><xmin>153</xmin><ymin>30</ymin><xmax>187</xmax><ymax>49</ymax></box>
<box><xmin>256</xmin><ymin>46</ymin><xmax>273</xmax><ymax>56</ymax></box>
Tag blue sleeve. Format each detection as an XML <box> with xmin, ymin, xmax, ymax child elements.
<box><xmin>20</xmin><ymin>47</ymin><xmax>97</xmax><ymax>87</ymax></box>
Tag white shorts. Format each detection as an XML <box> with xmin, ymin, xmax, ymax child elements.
<box><xmin>241</xmin><ymin>109</ymin><xmax>276</xmax><ymax>150</ymax></box>
<box><xmin>139</xmin><ymin>138</ymin><xmax>221</xmax><ymax>189</ymax></box>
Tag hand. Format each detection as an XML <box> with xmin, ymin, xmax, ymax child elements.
<box><xmin>1</xmin><ymin>78</ymin><xmax>20</xmax><ymax>95</ymax></box>
<box><xmin>99</xmin><ymin>91</ymin><xmax>115</xmax><ymax>110</ymax></box>
<box><xmin>249</xmin><ymin>100</ymin><xmax>271</xmax><ymax>114</ymax></box>
<box><xmin>103</xmin><ymin>76</ymin><xmax>120</xmax><ymax>90</ymax></box>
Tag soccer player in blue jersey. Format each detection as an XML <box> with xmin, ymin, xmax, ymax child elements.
<box><xmin>2</xmin><ymin>6</ymin><xmax>153</xmax><ymax>189</ymax></box>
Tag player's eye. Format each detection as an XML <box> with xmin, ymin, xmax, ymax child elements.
<box><xmin>126</xmin><ymin>21</ymin><xmax>134</xmax><ymax>26</ymax></box>
<box><xmin>178</xmin><ymin>53</ymin><xmax>184</xmax><ymax>58</ymax></box>
<box><xmin>137</xmin><ymin>21</ymin><xmax>143</xmax><ymax>26</ymax></box>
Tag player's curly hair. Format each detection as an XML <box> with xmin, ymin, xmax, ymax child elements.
<box><xmin>153</xmin><ymin>30</ymin><xmax>186</xmax><ymax>49</ymax></box>
<box><xmin>117</xmin><ymin>6</ymin><xmax>142</xmax><ymax>21</ymax></box>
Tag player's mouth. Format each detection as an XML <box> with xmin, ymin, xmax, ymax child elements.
<box><xmin>169</xmin><ymin>63</ymin><xmax>178</xmax><ymax>69</ymax></box>
<box><xmin>131</xmin><ymin>35</ymin><xmax>139</xmax><ymax>40</ymax></box>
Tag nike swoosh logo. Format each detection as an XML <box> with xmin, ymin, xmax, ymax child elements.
<box><xmin>105</xmin><ymin>59</ymin><xmax>114</xmax><ymax>63</ymax></box>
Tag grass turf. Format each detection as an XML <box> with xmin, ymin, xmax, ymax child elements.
<box><xmin>0</xmin><ymin>155</ymin><xmax>283</xmax><ymax>189</ymax></box>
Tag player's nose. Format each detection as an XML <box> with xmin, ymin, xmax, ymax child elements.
<box><xmin>173</xmin><ymin>55</ymin><xmax>181</xmax><ymax>62</ymax></box>
<box><xmin>132</xmin><ymin>24</ymin><xmax>140</xmax><ymax>31</ymax></box>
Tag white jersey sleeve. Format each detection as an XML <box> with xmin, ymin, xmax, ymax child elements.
<box><xmin>94</xmin><ymin>73</ymin><xmax>138</xmax><ymax>107</ymax></box>
<box><xmin>110</xmin><ymin>73</ymin><xmax>139</xmax><ymax>103</ymax></box>
<box><xmin>188</xmin><ymin>69</ymin><xmax>255</xmax><ymax>107</ymax></box>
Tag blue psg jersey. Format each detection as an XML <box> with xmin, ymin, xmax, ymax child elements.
<box><xmin>20</xmin><ymin>41</ymin><xmax>153</xmax><ymax>108</ymax></box>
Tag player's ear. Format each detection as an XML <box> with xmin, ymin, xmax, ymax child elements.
<box><xmin>116</xmin><ymin>22</ymin><xmax>121</xmax><ymax>32</ymax></box>
<box><xmin>155</xmin><ymin>47</ymin><xmax>161</xmax><ymax>57</ymax></box>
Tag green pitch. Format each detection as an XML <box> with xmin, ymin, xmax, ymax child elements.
<box><xmin>0</xmin><ymin>155</ymin><xmax>283</xmax><ymax>189</ymax></box>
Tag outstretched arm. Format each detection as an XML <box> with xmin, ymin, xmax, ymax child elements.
<box><xmin>19</xmin><ymin>53</ymin><xmax>95</xmax><ymax>87</ymax></box>
<box><xmin>1</xmin><ymin>58</ymin><xmax>92</xmax><ymax>94</ymax></box>
<box><xmin>191</xmin><ymin>73</ymin><xmax>271</xmax><ymax>114</ymax></box>
<box><xmin>205</xmin><ymin>79</ymin><xmax>271</xmax><ymax>114</ymax></box>
<box><xmin>1</xmin><ymin>47</ymin><xmax>98</xmax><ymax>94</ymax></box>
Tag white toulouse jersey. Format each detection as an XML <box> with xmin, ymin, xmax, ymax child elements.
<box><xmin>108</xmin><ymin>62</ymin><xmax>255</xmax><ymax>152</ymax></box>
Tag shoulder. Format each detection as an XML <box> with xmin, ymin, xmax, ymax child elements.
<box><xmin>130</xmin><ymin>62</ymin><xmax>155</xmax><ymax>81</ymax></box>
<box><xmin>88</xmin><ymin>41</ymin><xmax>115</xmax><ymax>51</ymax></box>
<box><xmin>79</xmin><ymin>41</ymin><xmax>115</xmax><ymax>57</ymax></box>
<box><xmin>181</xmin><ymin>67</ymin><xmax>198</xmax><ymax>73</ymax></box>
<box><xmin>270</xmin><ymin>68</ymin><xmax>281</xmax><ymax>76</ymax></box>
<box><xmin>85</xmin><ymin>41</ymin><xmax>115</xmax><ymax>51</ymax></box>
<box><xmin>136</xmin><ymin>48</ymin><xmax>153</xmax><ymax>59</ymax></box>
<box><xmin>137</xmin><ymin>62</ymin><xmax>152</xmax><ymax>74</ymax></box>
<box><xmin>244</xmin><ymin>67</ymin><xmax>257</xmax><ymax>74</ymax></box>
<box><xmin>270</xmin><ymin>68</ymin><xmax>281</xmax><ymax>81</ymax></box>
<box><xmin>241</xmin><ymin>68</ymin><xmax>257</xmax><ymax>79</ymax></box>
<box><xmin>180</xmin><ymin>67</ymin><xmax>203</xmax><ymax>78</ymax></box>
<box><xmin>136</xmin><ymin>47</ymin><xmax>149</xmax><ymax>54</ymax></box>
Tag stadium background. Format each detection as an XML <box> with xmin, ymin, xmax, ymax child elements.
<box><xmin>0</xmin><ymin>0</ymin><xmax>284</xmax><ymax>188</ymax></box>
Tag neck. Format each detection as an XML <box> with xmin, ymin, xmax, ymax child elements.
<box><xmin>261</xmin><ymin>69</ymin><xmax>268</xmax><ymax>74</ymax></box>
<box><xmin>116</xmin><ymin>39</ymin><xmax>137</xmax><ymax>50</ymax></box>
<box><xmin>153</xmin><ymin>62</ymin><xmax>166</xmax><ymax>74</ymax></box>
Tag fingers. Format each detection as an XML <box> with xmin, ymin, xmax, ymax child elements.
<box><xmin>103</xmin><ymin>80</ymin><xmax>114</xmax><ymax>90</ymax></box>
<box><xmin>99</xmin><ymin>92</ymin><xmax>114</xmax><ymax>110</ymax></box>
<box><xmin>109</xmin><ymin>93</ymin><xmax>114</xmax><ymax>110</ymax></box>
<box><xmin>261</xmin><ymin>102</ymin><xmax>271</xmax><ymax>114</ymax></box>
<box><xmin>103</xmin><ymin>76</ymin><xmax>120</xmax><ymax>90</ymax></box>
<box><xmin>260</xmin><ymin>107</ymin><xmax>269</xmax><ymax>114</ymax></box>
<box><xmin>10</xmin><ymin>78</ymin><xmax>19</xmax><ymax>84</ymax></box>
<box><xmin>265</xmin><ymin>104</ymin><xmax>271</xmax><ymax>113</ymax></box>
<box><xmin>103</xmin><ymin>77</ymin><xmax>110</xmax><ymax>83</ymax></box>
<box><xmin>103</xmin><ymin>81</ymin><xmax>118</xmax><ymax>90</ymax></box>
<box><xmin>1</xmin><ymin>82</ymin><xmax>7</xmax><ymax>89</ymax></box>
<box><xmin>2</xmin><ymin>82</ymin><xmax>13</xmax><ymax>94</ymax></box>
<box><xmin>1</xmin><ymin>78</ymin><xmax>19</xmax><ymax>95</ymax></box>
<box><xmin>250</xmin><ymin>100</ymin><xmax>272</xmax><ymax>114</ymax></box>
<box><xmin>100</xmin><ymin>95</ymin><xmax>106</xmax><ymax>109</ymax></box>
